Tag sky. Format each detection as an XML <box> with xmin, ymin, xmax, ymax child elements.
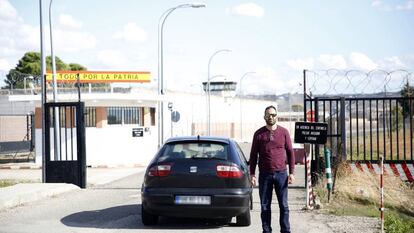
<box><xmin>0</xmin><ymin>0</ymin><xmax>413</xmax><ymax>95</ymax></box>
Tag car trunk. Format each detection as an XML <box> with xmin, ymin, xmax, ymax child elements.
<box><xmin>150</xmin><ymin>159</ymin><xmax>243</xmax><ymax>189</ymax></box>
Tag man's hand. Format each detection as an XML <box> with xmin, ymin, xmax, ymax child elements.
<box><xmin>288</xmin><ymin>174</ymin><xmax>295</xmax><ymax>184</ymax></box>
<box><xmin>251</xmin><ymin>175</ymin><xmax>257</xmax><ymax>187</ymax></box>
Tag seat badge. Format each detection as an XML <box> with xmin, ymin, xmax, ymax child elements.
<box><xmin>190</xmin><ymin>166</ymin><xmax>197</xmax><ymax>173</ymax></box>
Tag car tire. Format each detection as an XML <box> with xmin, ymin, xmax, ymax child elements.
<box><xmin>141</xmin><ymin>205</ymin><xmax>158</xmax><ymax>225</ymax></box>
<box><xmin>236</xmin><ymin>209</ymin><xmax>251</xmax><ymax>226</ymax></box>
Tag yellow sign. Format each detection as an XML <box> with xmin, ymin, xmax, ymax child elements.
<box><xmin>46</xmin><ymin>71</ymin><xmax>151</xmax><ymax>83</ymax></box>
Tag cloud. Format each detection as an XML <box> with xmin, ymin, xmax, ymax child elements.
<box><xmin>350</xmin><ymin>52</ymin><xmax>378</xmax><ymax>70</ymax></box>
<box><xmin>59</xmin><ymin>14</ymin><xmax>83</xmax><ymax>30</ymax></box>
<box><xmin>396</xmin><ymin>0</ymin><xmax>414</xmax><ymax>10</ymax></box>
<box><xmin>0</xmin><ymin>58</ymin><xmax>11</xmax><ymax>71</ymax></box>
<box><xmin>371</xmin><ymin>0</ymin><xmax>383</xmax><ymax>7</ymax></box>
<box><xmin>384</xmin><ymin>56</ymin><xmax>405</xmax><ymax>67</ymax></box>
<box><xmin>0</xmin><ymin>0</ymin><xmax>18</xmax><ymax>21</ymax></box>
<box><xmin>319</xmin><ymin>54</ymin><xmax>347</xmax><ymax>69</ymax></box>
<box><xmin>52</xmin><ymin>28</ymin><xmax>96</xmax><ymax>52</ymax></box>
<box><xmin>0</xmin><ymin>0</ymin><xmax>37</xmax><ymax>57</ymax></box>
<box><xmin>372</xmin><ymin>0</ymin><xmax>414</xmax><ymax>11</ymax></box>
<box><xmin>229</xmin><ymin>3</ymin><xmax>265</xmax><ymax>18</ymax></box>
<box><xmin>113</xmin><ymin>22</ymin><xmax>147</xmax><ymax>43</ymax></box>
<box><xmin>97</xmin><ymin>50</ymin><xmax>128</xmax><ymax>69</ymax></box>
<box><xmin>286</xmin><ymin>58</ymin><xmax>315</xmax><ymax>70</ymax></box>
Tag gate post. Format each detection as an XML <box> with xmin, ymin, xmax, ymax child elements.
<box><xmin>76</xmin><ymin>102</ymin><xmax>87</xmax><ymax>188</ymax></box>
<box><xmin>340</xmin><ymin>97</ymin><xmax>347</xmax><ymax>161</ymax></box>
<box><xmin>314</xmin><ymin>97</ymin><xmax>320</xmax><ymax>174</ymax></box>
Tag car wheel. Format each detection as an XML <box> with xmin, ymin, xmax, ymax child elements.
<box><xmin>141</xmin><ymin>205</ymin><xmax>158</xmax><ymax>225</ymax></box>
<box><xmin>236</xmin><ymin>209</ymin><xmax>251</xmax><ymax>226</ymax></box>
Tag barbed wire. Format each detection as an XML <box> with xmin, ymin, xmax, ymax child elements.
<box><xmin>304</xmin><ymin>69</ymin><xmax>413</xmax><ymax>97</ymax></box>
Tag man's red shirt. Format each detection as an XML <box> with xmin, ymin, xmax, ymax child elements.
<box><xmin>249</xmin><ymin>125</ymin><xmax>295</xmax><ymax>175</ymax></box>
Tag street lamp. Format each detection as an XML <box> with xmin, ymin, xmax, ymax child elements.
<box><xmin>239</xmin><ymin>72</ymin><xmax>255</xmax><ymax>141</ymax></box>
<box><xmin>157</xmin><ymin>3</ymin><xmax>206</xmax><ymax>148</ymax></box>
<box><xmin>207</xmin><ymin>49</ymin><xmax>231</xmax><ymax>135</ymax></box>
<box><xmin>49</xmin><ymin>0</ymin><xmax>60</xmax><ymax>161</ymax></box>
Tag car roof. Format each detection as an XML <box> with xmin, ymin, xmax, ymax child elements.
<box><xmin>165</xmin><ymin>136</ymin><xmax>232</xmax><ymax>145</ymax></box>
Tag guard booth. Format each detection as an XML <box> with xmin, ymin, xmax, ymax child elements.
<box><xmin>44</xmin><ymin>102</ymin><xmax>86</xmax><ymax>188</ymax></box>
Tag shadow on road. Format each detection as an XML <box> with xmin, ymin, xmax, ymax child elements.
<box><xmin>61</xmin><ymin>204</ymin><xmax>241</xmax><ymax>230</ymax></box>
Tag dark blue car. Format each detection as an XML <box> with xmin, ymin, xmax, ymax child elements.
<box><xmin>141</xmin><ymin>136</ymin><xmax>252</xmax><ymax>226</ymax></box>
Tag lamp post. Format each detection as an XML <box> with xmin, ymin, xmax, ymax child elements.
<box><xmin>158</xmin><ymin>3</ymin><xmax>206</xmax><ymax>148</ymax></box>
<box><xmin>239</xmin><ymin>72</ymin><xmax>255</xmax><ymax>142</ymax></box>
<box><xmin>39</xmin><ymin>0</ymin><xmax>47</xmax><ymax>182</ymax></box>
<box><xmin>49</xmin><ymin>0</ymin><xmax>60</xmax><ymax>161</ymax></box>
<box><xmin>207</xmin><ymin>49</ymin><xmax>231</xmax><ymax>135</ymax></box>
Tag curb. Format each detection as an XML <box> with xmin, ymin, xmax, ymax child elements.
<box><xmin>0</xmin><ymin>165</ymin><xmax>41</xmax><ymax>170</ymax></box>
<box><xmin>0</xmin><ymin>183</ymin><xmax>80</xmax><ymax>211</ymax></box>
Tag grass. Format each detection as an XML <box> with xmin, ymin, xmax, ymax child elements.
<box><xmin>315</xmin><ymin>162</ymin><xmax>414</xmax><ymax>233</ymax></box>
<box><xmin>0</xmin><ymin>179</ymin><xmax>34</xmax><ymax>188</ymax></box>
<box><xmin>346</xmin><ymin>129</ymin><xmax>414</xmax><ymax>161</ymax></box>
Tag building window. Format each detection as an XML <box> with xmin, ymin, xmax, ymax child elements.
<box><xmin>85</xmin><ymin>107</ymin><xmax>96</xmax><ymax>127</ymax></box>
<box><xmin>107</xmin><ymin>107</ymin><xmax>140</xmax><ymax>125</ymax></box>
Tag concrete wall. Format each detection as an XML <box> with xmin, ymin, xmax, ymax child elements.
<box><xmin>35</xmin><ymin>126</ymin><xmax>157</xmax><ymax>167</ymax></box>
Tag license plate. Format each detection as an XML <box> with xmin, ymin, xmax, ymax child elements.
<box><xmin>175</xmin><ymin>195</ymin><xmax>211</xmax><ymax>205</ymax></box>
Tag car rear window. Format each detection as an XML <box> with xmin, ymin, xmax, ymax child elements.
<box><xmin>158</xmin><ymin>142</ymin><xmax>229</xmax><ymax>162</ymax></box>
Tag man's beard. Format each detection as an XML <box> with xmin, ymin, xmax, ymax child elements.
<box><xmin>266</xmin><ymin>119</ymin><xmax>276</xmax><ymax>126</ymax></box>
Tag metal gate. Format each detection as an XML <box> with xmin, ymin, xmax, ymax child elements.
<box><xmin>0</xmin><ymin>114</ymin><xmax>35</xmax><ymax>157</ymax></box>
<box><xmin>303</xmin><ymin>69</ymin><xmax>414</xmax><ymax>174</ymax></box>
<box><xmin>44</xmin><ymin>102</ymin><xmax>86</xmax><ymax>188</ymax></box>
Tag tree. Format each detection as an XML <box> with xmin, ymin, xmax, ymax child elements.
<box><xmin>399</xmin><ymin>81</ymin><xmax>414</xmax><ymax>118</ymax></box>
<box><xmin>291</xmin><ymin>104</ymin><xmax>304</xmax><ymax>112</ymax></box>
<box><xmin>3</xmin><ymin>52</ymin><xmax>82</xmax><ymax>89</ymax></box>
<box><xmin>68</xmin><ymin>63</ymin><xmax>86</xmax><ymax>71</ymax></box>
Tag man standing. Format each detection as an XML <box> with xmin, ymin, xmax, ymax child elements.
<box><xmin>249</xmin><ymin>105</ymin><xmax>295</xmax><ymax>233</ymax></box>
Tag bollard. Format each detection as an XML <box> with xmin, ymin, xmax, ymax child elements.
<box><xmin>324</xmin><ymin>148</ymin><xmax>333</xmax><ymax>202</ymax></box>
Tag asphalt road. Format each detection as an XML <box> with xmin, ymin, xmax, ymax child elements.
<box><xmin>0</xmin><ymin>167</ymin><xmax>379</xmax><ymax>233</ymax></box>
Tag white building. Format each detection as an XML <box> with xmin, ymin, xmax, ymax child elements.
<box><xmin>2</xmin><ymin>87</ymin><xmax>279</xmax><ymax>167</ymax></box>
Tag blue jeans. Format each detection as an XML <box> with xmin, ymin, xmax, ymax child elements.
<box><xmin>259</xmin><ymin>171</ymin><xmax>290</xmax><ymax>233</ymax></box>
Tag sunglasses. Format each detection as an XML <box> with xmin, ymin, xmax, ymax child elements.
<box><xmin>265</xmin><ymin>113</ymin><xmax>277</xmax><ymax>118</ymax></box>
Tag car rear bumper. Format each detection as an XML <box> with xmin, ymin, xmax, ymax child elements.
<box><xmin>141</xmin><ymin>187</ymin><xmax>251</xmax><ymax>219</ymax></box>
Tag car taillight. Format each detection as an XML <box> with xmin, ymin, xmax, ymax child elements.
<box><xmin>148</xmin><ymin>164</ymin><xmax>172</xmax><ymax>177</ymax></box>
<box><xmin>216</xmin><ymin>165</ymin><xmax>243</xmax><ymax>178</ymax></box>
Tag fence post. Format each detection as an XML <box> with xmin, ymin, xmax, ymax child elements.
<box><xmin>380</xmin><ymin>155</ymin><xmax>384</xmax><ymax>233</ymax></box>
<box><xmin>314</xmin><ymin>97</ymin><xmax>320</xmax><ymax>174</ymax></box>
<box><xmin>340</xmin><ymin>97</ymin><xmax>346</xmax><ymax>161</ymax></box>
<box><xmin>324</xmin><ymin>148</ymin><xmax>333</xmax><ymax>202</ymax></box>
<box><xmin>305</xmin><ymin>148</ymin><xmax>314</xmax><ymax>209</ymax></box>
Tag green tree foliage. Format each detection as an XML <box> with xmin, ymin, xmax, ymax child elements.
<box><xmin>68</xmin><ymin>63</ymin><xmax>86</xmax><ymax>71</ymax></box>
<box><xmin>391</xmin><ymin>105</ymin><xmax>403</xmax><ymax>131</ymax></box>
<box><xmin>399</xmin><ymin>81</ymin><xmax>414</xmax><ymax>118</ymax></box>
<box><xmin>3</xmin><ymin>51</ymin><xmax>84</xmax><ymax>89</ymax></box>
<box><xmin>291</xmin><ymin>104</ymin><xmax>303</xmax><ymax>112</ymax></box>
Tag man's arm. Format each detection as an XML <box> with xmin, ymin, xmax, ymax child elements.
<box><xmin>285</xmin><ymin>131</ymin><xmax>295</xmax><ymax>174</ymax></box>
<box><xmin>249</xmin><ymin>132</ymin><xmax>259</xmax><ymax>186</ymax></box>
<box><xmin>285</xmin><ymin>129</ymin><xmax>295</xmax><ymax>184</ymax></box>
<box><xmin>249</xmin><ymin>132</ymin><xmax>259</xmax><ymax>176</ymax></box>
